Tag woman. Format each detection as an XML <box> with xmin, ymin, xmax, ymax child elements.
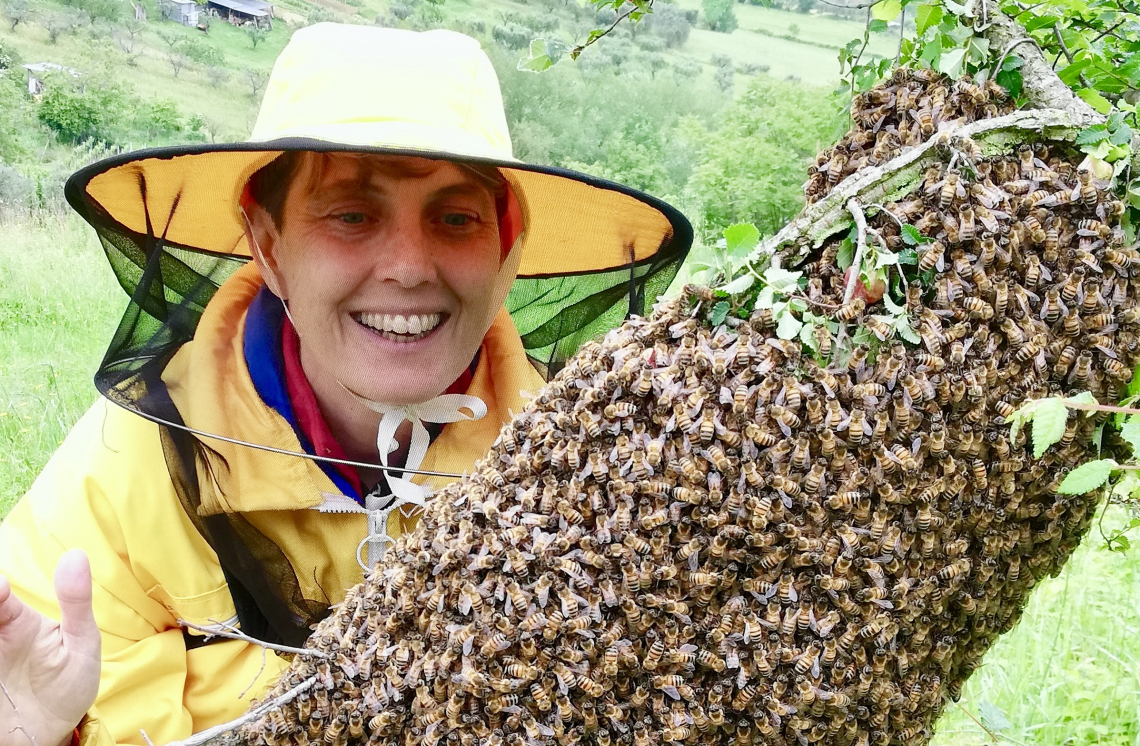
<box><xmin>0</xmin><ymin>22</ymin><xmax>690</xmax><ymax>746</ymax></box>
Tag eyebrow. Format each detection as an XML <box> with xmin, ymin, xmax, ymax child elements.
<box><xmin>308</xmin><ymin>178</ymin><xmax>494</xmax><ymax>210</ymax></box>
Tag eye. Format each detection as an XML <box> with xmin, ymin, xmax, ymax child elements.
<box><xmin>441</xmin><ymin>213</ymin><xmax>476</xmax><ymax>227</ymax></box>
<box><xmin>337</xmin><ymin>212</ymin><xmax>367</xmax><ymax>225</ymax></box>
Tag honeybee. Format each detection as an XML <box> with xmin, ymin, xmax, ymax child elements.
<box><xmin>835</xmin><ymin>297</ymin><xmax>866</xmax><ymax>322</ymax></box>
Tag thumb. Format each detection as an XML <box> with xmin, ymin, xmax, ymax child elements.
<box><xmin>54</xmin><ymin>550</ymin><xmax>98</xmax><ymax>655</ymax></box>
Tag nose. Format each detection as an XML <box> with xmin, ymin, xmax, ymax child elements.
<box><xmin>372</xmin><ymin>209</ymin><xmax>439</xmax><ymax>289</ymax></box>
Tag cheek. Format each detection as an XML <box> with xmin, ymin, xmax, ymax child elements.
<box><xmin>446</xmin><ymin>244</ymin><xmax>504</xmax><ymax>311</ymax></box>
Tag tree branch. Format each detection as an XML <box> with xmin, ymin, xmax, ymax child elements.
<box><xmin>844</xmin><ymin>199</ymin><xmax>869</xmax><ymax>304</ymax></box>
<box><xmin>178</xmin><ymin>619</ymin><xmax>330</xmax><ymax>660</ymax></box>
<box><xmin>162</xmin><ymin>677</ymin><xmax>317</xmax><ymax>746</ymax></box>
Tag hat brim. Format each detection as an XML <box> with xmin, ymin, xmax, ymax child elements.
<box><xmin>64</xmin><ymin>138</ymin><xmax>693</xmax><ymax>280</ymax></box>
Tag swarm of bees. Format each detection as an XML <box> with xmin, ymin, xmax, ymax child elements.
<box><xmin>241</xmin><ymin>69</ymin><xmax>1138</xmax><ymax>746</ymax></box>
<box><xmin>804</xmin><ymin>67</ymin><xmax>1016</xmax><ymax>204</ymax></box>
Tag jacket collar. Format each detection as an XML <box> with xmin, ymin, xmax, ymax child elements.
<box><xmin>162</xmin><ymin>262</ymin><xmax>543</xmax><ymax>516</ymax></box>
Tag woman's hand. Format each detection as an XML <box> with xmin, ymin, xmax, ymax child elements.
<box><xmin>0</xmin><ymin>550</ymin><xmax>101</xmax><ymax>746</ymax></box>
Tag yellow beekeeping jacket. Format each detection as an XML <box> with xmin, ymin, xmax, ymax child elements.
<box><xmin>0</xmin><ymin>263</ymin><xmax>544</xmax><ymax>745</ymax></box>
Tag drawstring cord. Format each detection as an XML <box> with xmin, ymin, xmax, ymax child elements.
<box><xmin>341</xmin><ymin>386</ymin><xmax>488</xmax><ymax>569</ymax></box>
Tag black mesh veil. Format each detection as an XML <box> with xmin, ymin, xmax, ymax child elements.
<box><xmin>63</xmin><ymin>147</ymin><xmax>693</xmax><ymax>644</ymax></box>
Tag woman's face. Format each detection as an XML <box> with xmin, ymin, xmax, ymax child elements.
<box><xmin>246</xmin><ymin>154</ymin><xmax>505</xmax><ymax>406</ymax></box>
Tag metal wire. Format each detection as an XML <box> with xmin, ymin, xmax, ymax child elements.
<box><xmin>109</xmin><ymin>398</ymin><xmax>468</xmax><ymax>479</ymax></box>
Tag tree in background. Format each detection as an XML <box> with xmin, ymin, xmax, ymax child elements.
<box><xmin>713</xmin><ymin>63</ymin><xmax>733</xmax><ymax>92</ymax></box>
<box><xmin>683</xmin><ymin>77</ymin><xmax>842</xmax><ymax>241</ymax></box>
<box><xmin>242</xmin><ymin>67</ymin><xmax>268</xmax><ymax>98</ymax></box>
<box><xmin>42</xmin><ymin>7</ymin><xmax>88</xmax><ymax>43</ymax></box>
<box><xmin>206</xmin><ymin>65</ymin><xmax>229</xmax><ymax>87</ymax></box>
<box><xmin>166</xmin><ymin>49</ymin><xmax>189</xmax><ymax>76</ymax></box>
<box><xmin>246</xmin><ymin>25</ymin><xmax>268</xmax><ymax>49</ymax></box>
<box><xmin>701</xmin><ymin>0</ymin><xmax>736</xmax><ymax>33</ymax></box>
<box><xmin>646</xmin><ymin>2</ymin><xmax>690</xmax><ymax>48</ymax></box>
<box><xmin>2</xmin><ymin>0</ymin><xmax>29</xmax><ymax>31</ymax></box>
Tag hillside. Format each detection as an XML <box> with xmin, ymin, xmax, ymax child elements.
<box><xmin>0</xmin><ymin>0</ymin><xmax>890</xmax><ymax>147</ymax></box>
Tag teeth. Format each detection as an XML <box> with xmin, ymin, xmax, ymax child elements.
<box><xmin>357</xmin><ymin>312</ymin><xmax>442</xmax><ymax>338</ymax></box>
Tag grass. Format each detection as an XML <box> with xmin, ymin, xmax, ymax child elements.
<box><xmin>1</xmin><ymin>218</ymin><xmax>1139</xmax><ymax>744</ymax></box>
<box><xmin>670</xmin><ymin>0</ymin><xmax>897</xmax><ymax>86</ymax></box>
<box><xmin>0</xmin><ymin>214</ymin><xmax>121</xmax><ymax>514</ymax></box>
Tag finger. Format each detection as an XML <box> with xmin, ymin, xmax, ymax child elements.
<box><xmin>0</xmin><ymin>573</ymin><xmax>28</xmax><ymax>628</ymax></box>
<box><xmin>54</xmin><ymin>550</ymin><xmax>98</xmax><ymax>655</ymax></box>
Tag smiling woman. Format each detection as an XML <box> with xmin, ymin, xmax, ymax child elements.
<box><xmin>0</xmin><ymin>22</ymin><xmax>691</xmax><ymax>746</ymax></box>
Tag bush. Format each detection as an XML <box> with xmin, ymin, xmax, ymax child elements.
<box><xmin>0</xmin><ymin>40</ymin><xmax>17</xmax><ymax>69</ymax></box>
<box><xmin>711</xmin><ymin>53</ymin><xmax>732</xmax><ymax>69</ymax></box>
<box><xmin>672</xmin><ymin>58</ymin><xmax>701</xmax><ymax>80</ymax></box>
<box><xmin>389</xmin><ymin>1</ymin><xmax>413</xmax><ymax>20</ymax></box>
<box><xmin>702</xmin><ymin>0</ymin><xmax>737</xmax><ymax>32</ymax></box>
<box><xmin>788</xmin><ymin>22</ymin><xmax>800</xmax><ymax>36</ymax></box>
<box><xmin>739</xmin><ymin>62</ymin><xmax>768</xmax><ymax>75</ymax></box>
<box><xmin>37</xmin><ymin>83</ymin><xmax>104</xmax><ymax>143</ymax></box>
<box><xmin>491</xmin><ymin>23</ymin><xmax>529</xmax><ymax>50</ymax></box>
<box><xmin>647</xmin><ymin>2</ymin><xmax>690</xmax><ymax>48</ymax></box>
<box><xmin>713</xmin><ymin>64</ymin><xmax>734</xmax><ymax>92</ymax></box>
<box><xmin>182</xmin><ymin>37</ymin><xmax>225</xmax><ymax>67</ymax></box>
<box><xmin>0</xmin><ymin>162</ymin><xmax>34</xmax><ymax>213</ymax></box>
<box><xmin>136</xmin><ymin>98</ymin><xmax>182</xmax><ymax>139</ymax></box>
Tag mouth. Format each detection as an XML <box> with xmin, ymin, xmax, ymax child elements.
<box><xmin>352</xmin><ymin>311</ymin><xmax>447</xmax><ymax>342</ymax></box>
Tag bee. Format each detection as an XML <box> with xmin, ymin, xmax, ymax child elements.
<box><xmin>962</xmin><ymin>297</ymin><xmax>994</xmax><ymax>320</ymax></box>
<box><xmin>835</xmin><ymin>297</ymin><xmax>866</xmax><ymax>322</ymax></box>
<box><xmin>939</xmin><ymin>170</ymin><xmax>964</xmax><ymax>209</ymax></box>
<box><xmin>958</xmin><ymin>204</ymin><xmax>976</xmax><ymax>243</ymax></box>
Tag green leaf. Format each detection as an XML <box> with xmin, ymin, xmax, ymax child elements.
<box><xmin>996</xmin><ymin>64</ymin><xmax>1022</xmax><ymax>99</ymax></box>
<box><xmin>1076</xmin><ymin>124</ymin><xmax>1110</xmax><ymax>146</ymax></box>
<box><xmin>1065</xmin><ymin>391</ymin><xmax>1097</xmax><ymax>407</ymax></box>
<box><xmin>799</xmin><ymin>321</ymin><xmax>819</xmax><ymax>351</ymax></box>
<box><xmin>979</xmin><ymin>701</ymin><xmax>1012</xmax><ymax>733</ymax></box>
<box><xmin>710</xmin><ymin>301</ymin><xmax>730</xmax><ymax>326</ymax></box>
<box><xmin>1121</xmin><ymin>418</ymin><xmax>1140</xmax><ymax>454</ymax></box>
<box><xmin>837</xmin><ymin>236</ymin><xmax>855</xmax><ymax>270</ymax></box>
<box><xmin>941</xmin><ymin>0</ymin><xmax>968</xmax><ymax>14</ymax></box>
<box><xmin>897</xmin><ymin>248</ymin><xmax>918</xmax><ymax>264</ymax></box>
<box><xmin>867</xmin><ymin>19</ymin><xmax>889</xmax><ymax>32</ymax></box>
<box><xmin>882</xmin><ymin>292</ymin><xmax>905</xmax><ymax>315</ymax></box>
<box><xmin>919</xmin><ymin>35</ymin><xmax>942</xmax><ymax>67</ymax></box>
<box><xmin>764</xmin><ymin>267</ymin><xmax>803</xmax><ymax>292</ymax></box>
<box><xmin>936</xmin><ymin>48</ymin><xmax>967</xmax><ymax>78</ymax></box>
<box><xmin>723</xmin><ymin>223</ymin><xmax>761</xmax><ymax>258</ymax></box>
<box><xmin>776</xmin><ymin>308</ymin><xmax>803</xmax><ymax>340</ymax></box>
<box><xmin>755</xmin><ymin>286</ymin><xmax>776</xmax><ymax>310</ymax></box>
<box><xmin>1058</xmin><ymin>459</ymin><xmax>1118</xmax><ymax>495</ymax></box>
<box><xmin>895</xmin><ymin>317</ymin><xmax>921</xmax><ymax>344</ymax></box>
<box><xmin>900</xmin><ymin>224</ymin><xmax>925</xmax><ymax>246</ymax></box>
<box><xmin>1108</xmin><ymin>111</ymin><xmax>1127</xmax><ymax>131</ymax></box>
<box><xmin>517</xmin><ymin>38</ymin><xmax>555</xmax><ymax>73</ymax></box>
<box><xmin>1022</xmin><ymin>13</ymin><xmax>1061</xmax><ymax>31</ymax></box>
<box><xmin>1031</xmin><ymin>397</ymin><xmax>1069</xmax><ymax>458</ymax></box>
<box><xmin>875</xmin><ymin>250</ymin><xmax>900</xmax><ymax>268</ymax></box>
<box><xmin>872</xmin><ymin>0</ymin><xmax>901</xmax><ymax>21</ymax></box>
<box><xmin>1078</xmin><ymin>88</ymin><xmax>1113</xmax><ymax>115</ymax></box>
<box><xmin>719</xmin><ymin>274</ymin><xmax>755</xmax><ymax>294</ymax></box>
<box><xmin>1110</xmin><ymin>124</ymin><xmax>1133</xmax><ymax>146</ymax></box>
<box><xmin>914</xmin><ymin>3</ymin><xmax>942</xmax><ymax>35</ymax></box>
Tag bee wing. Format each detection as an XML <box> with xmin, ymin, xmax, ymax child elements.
<box><xmin>662</xmin><ymin>686</ymin><xmax>681</xmax><ymax>701</ymax></box>
<box><xmin>719</xmin><ymin>386</ymin><xmax>734</xmax><ymax>405</ymax></box>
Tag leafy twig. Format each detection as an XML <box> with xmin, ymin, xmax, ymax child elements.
<box><xmin>951</xmin><ymin>699</ymin><xmax>1001</xmax><ymax>743</ymax></box>
<box><xmin>994</xmin><ymin>36</ymin><xmax>1041</xmax><ymax>74</ymax></box>
<box><xmin>570</xmin><ymin>0</ymin><xmax>653</xmax><ymax>60</ymax></box>
<box><xmin>844</xmin><ymin>198</ymin><xmax>869</xmax><ymax>304</ymax></box>
<box><xmin>178</xmin><ymin>619</ymin><xmax>330</xmax><ymax>659</ymax></box>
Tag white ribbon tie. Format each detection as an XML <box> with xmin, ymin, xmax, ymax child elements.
<box><xmin>340</xmin><ymin>386</ymin><xmax>487</xmax><ymax>569</ymax></box>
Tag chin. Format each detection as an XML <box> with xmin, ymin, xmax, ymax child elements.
<box><xmin>348</xmin><ymin>369</ymin><xmax>455</xmax><ymax>406</ymax></box>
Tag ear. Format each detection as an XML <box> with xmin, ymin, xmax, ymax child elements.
<box><xmin>242</xmin><ymin>202</ymin><xmax>289</xmax><ymax>300</ymax></box>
